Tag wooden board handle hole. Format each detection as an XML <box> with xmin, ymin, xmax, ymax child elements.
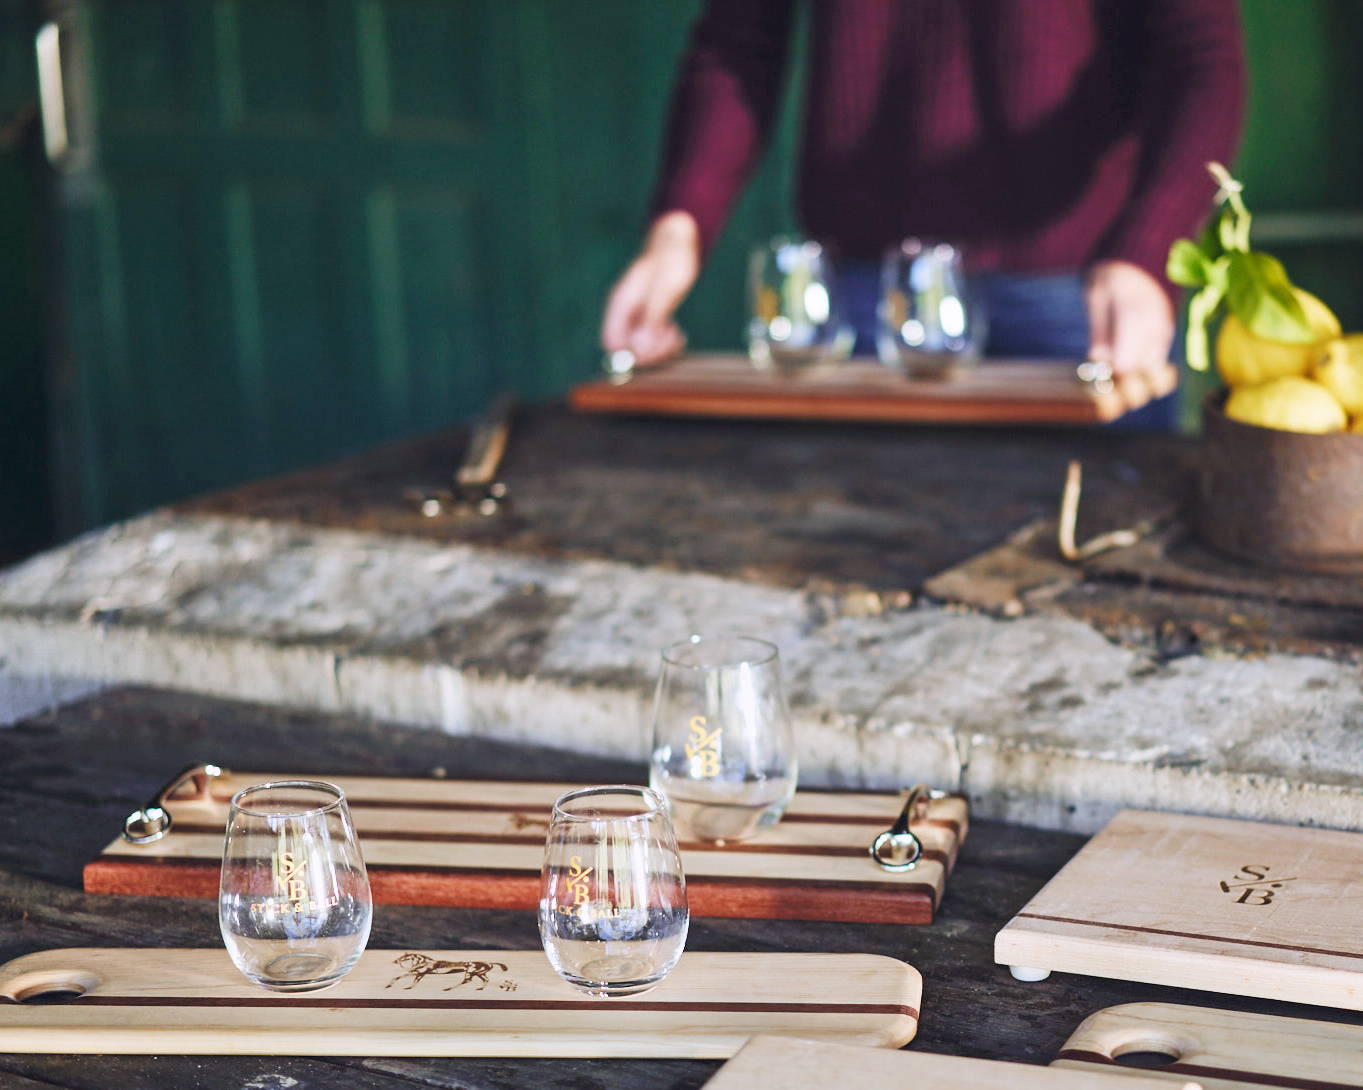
<box><xmin>3</xmin><ymin>969</ymin><xmax>101</xmax><ymax>1004</ymax></box>
<box><xmin>1111</xmin><ymin>1037</ymin><xmax>1185</xmax><ymax>1069</ymax></box>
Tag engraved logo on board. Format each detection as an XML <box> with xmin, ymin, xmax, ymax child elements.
<box><xmin>508</xmin><ymin>812</ymin><xmax>550</xmax><ymax>831</ymax></box>
<box><xmin>1218</xmin><ymin>864</ymin><xmax>1297</xmax><ymax>906</ymax></box>
<box><xmin>386</xmin><ymin>952</ymin><xmax>518</xmax><ymax>991</ymax></box>
<box><xmin>684</xmin><ymin>715</ymin><xmax>723</xmax><ymax>778</ymax></box>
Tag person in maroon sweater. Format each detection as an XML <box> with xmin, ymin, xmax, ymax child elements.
<box><xmin>601</xmin><ymin>0</ymin><xmax>1245</xmax><ymax>419</ymax></box>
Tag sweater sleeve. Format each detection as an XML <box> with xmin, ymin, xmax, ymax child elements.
<box><xmin>650</xmin><ymin>0</ymin><xmax>796</xmax><ymax>256</ymax></box>
<box><xmin>1095</xmin><ymin>0</ymin><xmax>1247</xmax><ymax>286</ymax></box>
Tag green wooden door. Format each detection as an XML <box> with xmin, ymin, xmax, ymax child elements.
<box><xmin>43</xmin><ymin>0</ymin><xmax>799</xmax><ymax>532</ymax></box>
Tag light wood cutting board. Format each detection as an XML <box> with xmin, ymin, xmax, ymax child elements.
<box><xmin>701</xmin><ymin>1036</ymin><xmax>1196</xmax><ymax>1089</ymax></box>
<box><xmin>86</xmin><ymin>768</ymin><xmax>967</xmax><ymax>923</ymax></box>
<box><xmin>0</xmin><ymin>948</ymin><xmax>920</xmax><ymax>1057</ymax></box>
<box><xmin>570</xmin><ymin>354</ymin><xmax>1178</xmax><ymax>425</ymax></box>
<box><xmin>1055</xmin><ymin>1002</ymin><xmax>1363</xmax><ymax>1089</ymax></box>
<box><xmin>995</xmin><ymin>810</ymin><xmax>1363</xmax><ymax>1009</ymax></box>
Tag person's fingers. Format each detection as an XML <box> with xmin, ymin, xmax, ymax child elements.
<box><xmin>1085</xmin><ymin>281</ymin><xmax>1115</xmax><ymax>368</ymax></box>
<box><xmin>601</xmin><ymin>263</ymin><xmax>649</xmax><ymax>352</ymax></box>
<box><xmin>630</xmin><ymin>319</ymin><xmax>686</xmax><ymax>365</ymax></box>
<box><xmin>639</xmin><ymin>257</ymin><xmax>697</xmax><ymax>330</ymax></box>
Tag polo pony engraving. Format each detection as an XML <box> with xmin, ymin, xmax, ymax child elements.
<box><xmin>386</xmin><ymin>952</ymin><xmax>516</xmax><ymax>991</ymax></box>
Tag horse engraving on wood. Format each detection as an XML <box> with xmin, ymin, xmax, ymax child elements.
<box><xmin>386</xmin><ymin>952</ymin><xmax>515</xmax><ymax>991</ymax></box>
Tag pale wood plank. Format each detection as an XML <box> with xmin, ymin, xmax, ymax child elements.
<box><xmin>0</xmin><ymin>949</ymin><xmax>920</xmax><ymax>1058</ymax></box>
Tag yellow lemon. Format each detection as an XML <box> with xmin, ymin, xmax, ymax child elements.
<box><xmin>1224</xmin><ymin>375</ymin><xmax>1347</xmax><ymax>434</ymax></box>
<box><xmin>1312</xmin><ymin>334</ymin><xmax>1363</xmax><ymax>415</ymax></box>
<box><xmin>1215</xmin><ymin>289</ymin><xmax>1341</xmax><ymax>386</ymax></box>
<box><xmin>1350</xmin><ymin>416</ymin><xmax>1363</xmax><ymax>435</ymax></box>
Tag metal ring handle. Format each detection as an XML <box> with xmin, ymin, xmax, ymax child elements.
<box><xmin>868</xmin><ymin>783</ymin><xmax>947</xmax><ymax>872</ymax></box>
<box><xmin>122</xmin><ymin>763</ymin><xmax>224</xmax><ymax>844</ymax></box>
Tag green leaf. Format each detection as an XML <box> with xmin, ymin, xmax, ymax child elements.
<box><xmin>1224</xmin><ymin>251</ymin><xmax>1312</xmax><ymax>343</ymax></box>
<box><xmin>1198</xmin><ymin>212</ymin><xmax>1225</xmax><ymax>263</ymax></box>
<box><xmin>1167</xmin><ymin>239</ymin><xmax>1210</xmax><ymax>288</ymax></box>
<box><xmin>1184</xmin><ymin>282</ymin><xmax>1224</xmax><ymax>372</ymax></box>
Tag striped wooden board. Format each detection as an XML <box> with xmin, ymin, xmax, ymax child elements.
<box><xmin>570</xmin><ymin>354</ymin><xmax>1179</xmax><ymax>426</ymax></box>
<box><xmin>995</xmin><ymin>810</ymin><xmax>1363</xmax><ymax>1009</ymax></box>
<box><xmin>0</xmin><ymin>948</ymin><xmax>921</xmax><ymax>1058</ymax></box>
<box><xmin>85</xmin><ymin>769</ymin><xmax>968</xmax><ymax>923</ymax></box>
<box><xmin>1056</xmin><ymin>1002</ymin><xmax>1363</xmax><ymax>1090</ymax></box>
<box><xmin>702</xmin><ymin>1035</ymin><xmax>1195</xmax><ymax>1089</ymax></box>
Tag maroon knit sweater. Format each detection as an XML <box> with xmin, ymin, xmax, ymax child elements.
<box><xmin>652</xmin><ymin>0</ymin><xmax>1246</xmax><ymax>286</ymax></box>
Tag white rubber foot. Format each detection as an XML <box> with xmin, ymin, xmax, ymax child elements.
<box><xmin>1009</xmin><ymin>965</ymin><xmax>1051</xmax><ymax>982</ymax></box>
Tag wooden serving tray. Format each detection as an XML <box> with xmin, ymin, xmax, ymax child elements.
<box><xmin>0</xmin><ymin>948</ymin><xmax>920</xmax><ymax>1057</ymax></box>
<box><xmin>702</xmin><ymin>1036</ymin><xmax>1193</xmax><ymax>1090</ymax></box>
<box><xmin>570</xmin><ymin>354</ymin><xmax>1178</xmax><ymax>426</ymax></box>
<box><xmin>995</xmin><ymin>810</ymin><xmax>1363</xmax><ymax>1009</ymax></box>
<box><xmin>86</xmin><ymin>769</ymin><xmax>968</xmax><ymax>924</ymax></box>
<box><xmin>1056</xmin><ymin>1002</ymin><xmax>1363</xmax><ymax>1089</ymax></box>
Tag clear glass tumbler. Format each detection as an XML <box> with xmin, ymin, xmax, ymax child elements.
<box><xmin>219</xmin><ymin>780</ymin><xmax>372</xmax><ymax>992</ymax></box>
<box><xmin>539</xmin><ymin>785</ymin><xmax>689</xmax><ymax>997</ymax></box>
<box><xmin>747</xmin><ymin>237</ymin><xmax>854</xmax><ymax>370</ymax></box>
<box><xmin>877</xmin><ymin>238</ymin><xmax>984</xmax><ymax>376</ymax></box>
<box><xmin>649</xmin><ymin>635</ymin><xmax>798</xmax><ymax>843</ymax></box>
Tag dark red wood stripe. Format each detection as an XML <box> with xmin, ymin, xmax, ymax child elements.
<box><xmin>164</xmin><ymin>824</ymin><xmax>949</xmax><ymax>863</ymax></box>
<box><xmin>1057</xmin><ymin>1049</ymin><xmax>1363</xmax><ymax>1090</ymax></box>
<box><xmin>1016</xmin><ymin>912</ymin><xmax>1363</xmax><ymax>961</ymax></box>
<box><xmin>38</xmin><ymin>996</ymin><xmax>916</xmax><ymax>1018</ymax></box>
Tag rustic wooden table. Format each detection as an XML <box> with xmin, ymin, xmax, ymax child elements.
<box><xmin>0</xmin><ymin>687</ymin><xmax>1353</xmax><ymax>1089</ymax></box>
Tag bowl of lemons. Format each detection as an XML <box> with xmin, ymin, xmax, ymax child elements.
<box><xmin>1169</xmin><ymin>165</ymin><xmax>1363</xmax><ymax>574</ymax></box>
<box><xmin>1197</xmin><ymin>291</ymin><xmax>1363</xmax><ymax>574</ymax></box>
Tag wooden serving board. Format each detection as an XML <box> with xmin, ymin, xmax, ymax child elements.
<box><xmin>1055</xmin><ymin>1002</ymin><xmax>1363</xmax><ymax>1089</ymax></box>
<box><xmin>86</xmin><ymin>769</ymin><xmax>968</xmax><ymax>924</ymax></box>
<box><xmin>0</xmin><ymin>948</ymin><xmax>920</xmax><ymax>1058</ymax></box>
<box><xmin>995</xmin><ymin>810</ymin><xmax>1363</xmax><ymax>1009</ymax></box>
<box><xmin>702</xmin><ymin>1035</ymin><xmax>1195</xmax><ymax>1089</ymax></box>
<box><xmin>570</xmin><ymin>354</ymin><xmax>1178</xmax><ymax>426</ymax></box>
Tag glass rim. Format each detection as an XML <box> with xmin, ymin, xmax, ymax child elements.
<box><xmin>551</xmin><ymin>784</ymin><xmax>664</xmax><ymax>823</ymax></box>
<box><xmin>229</xmin><ymin>779</ymin><xmax>347</xmax><ymax>818</ymax></box>
<box><xmin>887</xmin><ymin>236</ymin><xmax>964</xmax><ymax>258</ymax></box>
<box><xmin>660</xmin><ymin>634</ymin><xmax>779</xmax><ymax>670</ymax></box>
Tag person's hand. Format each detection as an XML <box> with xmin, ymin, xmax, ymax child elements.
<box><xmin>601</xmin><ymin>211</ymin><xmax>702</xmax><ymax>366</ymax></box>
<box><xmin>1085</xmin><ymin>260</ymin><xmax>1176</xmax><ymax>381</ymax></box>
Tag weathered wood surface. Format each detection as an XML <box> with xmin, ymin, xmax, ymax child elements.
<box><xmin>179</xmin><ymin>404</ymin><xmax>1191</xmax><ymax>596</ymax></box>
<box><xmin>2</xmin><ymin>687</ymin><xmax>1360</xmax><ymax>1089</ymax></box>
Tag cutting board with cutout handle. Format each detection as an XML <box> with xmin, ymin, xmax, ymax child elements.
<box><xmin>0</xmin><ymin>948</ymin><xmax>920</xmax><ymax>1058</ymax></box>
<box><xmin>1054</xmin><ymin>1002</ymin><xmax>1363</xmax><ymax>1089</ymax></box>
<box><xmin>701</xmin><ymin>1036</ymin><xmax>1197</xmax><ymax>1089</ymax></box>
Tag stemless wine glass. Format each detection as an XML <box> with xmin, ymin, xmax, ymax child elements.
<box><xmin>219</xmin><ymin>780</ymin><xmax>372</xmax><ymax>992</ymax></box>
<box><xmin>649</xmin><ymin>635</ymin><xmax>798</xmax><ymax>843</ymax></box>
<box><xmin>539</xmin><ymin>786</ymin><xmax>689</xmax><ymax>997</ymax></box>
<box><xmin>877</xmin><ymin>238</ymin><xmax>984</xmax><ymax>376</ymax></box>
<box><xmin>747</xmin><ymin>236</ymin><xmax>854</xmax><ymax>371</ymax></box>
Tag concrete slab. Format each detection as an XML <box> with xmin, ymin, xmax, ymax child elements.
<box><xmin>2</xmin><ymin>512</ymin><xmax>1361</xmax><ymax>833</ymax></box>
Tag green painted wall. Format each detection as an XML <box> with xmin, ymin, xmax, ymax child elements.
<box><xmin>12</xmin><ymin>0</ymin><xmax>1363</xmax><ymax>535</ymax></box>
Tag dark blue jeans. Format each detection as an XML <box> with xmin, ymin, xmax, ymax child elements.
<box><xmin>840</xmin><ymin>262</ymin><xmax>1178</xmax><ymax>430</ymax></box>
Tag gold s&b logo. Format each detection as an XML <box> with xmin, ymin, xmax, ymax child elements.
<box><xmin>557</xmin><ymin>855</ymin><xmax>594</xmax><ymax>916</ymax></box>
<box><xmin>684</xmin><ymin>715</ymin><xmax>723</xmax><ymax>778</ymax></box>
<box><xmin>1219</xmin><ymin>863</ymin><xmax>1296</xmax><ymax>906</ymax></box>
<box><xmin>249</xmin><ymin>849</ymin><xmax>339</xmax><ymax>917</ymax></box>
